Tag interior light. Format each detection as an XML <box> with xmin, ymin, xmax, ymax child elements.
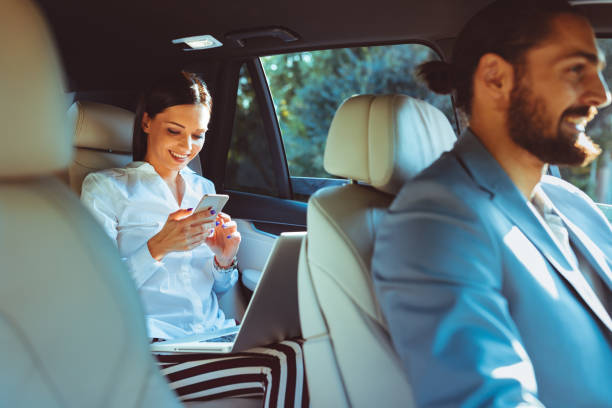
<box><xmin>172</xmin><ymin>35</ymin><xmax>223</xmax><ymax>50</ymax></box>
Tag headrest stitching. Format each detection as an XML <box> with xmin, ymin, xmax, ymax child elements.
<box><xmin>73</xmin><ymin>160</ymin><xmax>111</xmax><ymax>171</ymax></box>
<box><xmin>75</xmin><ymin>146</ymin><xmax>131</xmax><ymax>155</ymax></box>
<box><xmin>367</xmin><ymin>97</ymin><xmax>375</xmax><ymax>184</ymax></box>
<box><xmin>390</xmin><ymin>95</ymin><xmax>400</xmax><ymax>187</ymax></box>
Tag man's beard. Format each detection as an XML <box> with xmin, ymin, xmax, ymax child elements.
<box><xmin>507</xmin><ymin>81</ymin><xmax>601</xmax><ymax>167</ymax></box>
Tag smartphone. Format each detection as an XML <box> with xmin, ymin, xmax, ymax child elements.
<box><xmin>194</xmin><ymin>193</ymin><xmax>229</xmax><ymax>216</ymax></box>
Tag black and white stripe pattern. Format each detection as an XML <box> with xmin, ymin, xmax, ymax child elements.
<box><xmin>155</xmin><ymin>340</ymin><xmax>308</xmax><ymax>407</ymax></box>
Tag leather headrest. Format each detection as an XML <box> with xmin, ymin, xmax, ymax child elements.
<box><xmin>0</xmin><ymin>0</ymin><xmax>71</xmax><ymax>178</ymax></box>
<box><xmin>68</xmin><ymin>101</ymin><xmax>134</xmax><ymax>153</ymax></box>
<box><xmin>324</xmin><ymin>94</ymin><xmax>456</xmax><ymax>195</ymax></box>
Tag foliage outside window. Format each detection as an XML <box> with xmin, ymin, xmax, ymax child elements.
<box><xmin>261</xmin><ymin>44</ymin><xmax>457</xmax><ymax>179</ymax></box>
<box><xmin>225</xmin><ymin>64</ymin><xmax>279</xmax><ymax>196</ymax></box>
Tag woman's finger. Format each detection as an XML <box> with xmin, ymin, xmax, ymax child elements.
<box><xmin>169</xmin><ymin>208</ymin><xmax>194</xmax><ymax>221</ymax></box>
<box><xmin>193</xmin><ymin>221</ymin><xmax>215</xmax><ymax>234</ymax></box>
<box><xmin>217</xmin><ymin>212</ymin><xmax>231</xmax><ymax>223</ymax></box>
<box><xmin>186</xmin><ymin>231</ymin><xmax>208</xmax><ymax>248</ymax></box>
<box><xmin>219</xmin><ymin>220</ymin><xmax>237</xmax><ymax>233</ymax></box>
<box><xmin>227</xmin><ymin>231</ymin><xmax>241</xmax><ymax>245</ymax></box>
<box><xmin>221</xmin><ymin>232</ymin><xmax>241</xmax><ymax>256</ymax></box>
<box><xmin>188</xmin><ymin>210</ymin><xmax>216</xmax><ymax>227</ymax></box>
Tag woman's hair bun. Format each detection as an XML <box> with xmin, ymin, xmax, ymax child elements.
<box><xmin>416</xmin><ymin>60</ymin><xmax>454</xmax><ymax>95</ymax></box>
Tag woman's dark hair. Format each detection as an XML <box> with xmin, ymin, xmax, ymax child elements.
<box><xmin>417</xmin><ymin>0</ymin><xmax>581</xmax><ymax>117</ymax></box>
<box><xmin>132</xmin><ymin>71</ymin><xmax>212</xmax><ymax>161</ymax></box>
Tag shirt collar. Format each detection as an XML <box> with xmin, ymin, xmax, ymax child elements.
<box><xmin>127</xmin><ymin>161</ymin><xmax>196</xmax><ymax>175</ymax></box>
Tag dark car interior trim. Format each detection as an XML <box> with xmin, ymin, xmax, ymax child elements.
<box><xmin>248</xmin><ymin>58</ymin><xmax>294</xmax><ymax>199</ymax></box>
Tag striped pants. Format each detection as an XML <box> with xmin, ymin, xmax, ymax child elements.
<box><xmin>154</xmin><ymin>340</ymin><xmax>308</xmax><ymax>407</ymax></box>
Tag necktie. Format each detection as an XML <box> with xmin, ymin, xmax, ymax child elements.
<box><xmin>531</xmin><ymin>190</ymin><xmax>578</xmax><ymax>268</ymax></box>
<box><xmin>531</xmin><ymin>188</ymin><xmax>611</xmax><ymax>316</ymax></box>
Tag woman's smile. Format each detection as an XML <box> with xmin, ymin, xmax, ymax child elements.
<box><xmin>169</xmin><ymin>149</ymin><xmax>190</xmax><ymax>162</ymax></box>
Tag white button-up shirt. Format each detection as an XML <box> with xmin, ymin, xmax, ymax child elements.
<box><xmin>81</xmin><ymin>161</ymin><xmax>238</xmax><ymax>339</ymax></box>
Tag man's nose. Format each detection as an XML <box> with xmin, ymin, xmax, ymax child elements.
<box><xmin>586</xmin><ymin>72</ymin><xmax>612</xmax><ymax>108</ymax></box>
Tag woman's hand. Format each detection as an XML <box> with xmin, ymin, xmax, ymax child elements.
<box><xmin>205</xmin><ymin>212</ymin><xmax>241</xmax><ymax>267</ymax></box>
<box><xmin>147</xmin><ymin>207</ymin><xmax>217</xmax><ymax>261</ymax></box>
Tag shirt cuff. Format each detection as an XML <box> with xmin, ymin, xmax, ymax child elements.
<box><xmin>125</xmin><ymin>242</ymin><xmax>164</xmax><ymax>288</ymax></box>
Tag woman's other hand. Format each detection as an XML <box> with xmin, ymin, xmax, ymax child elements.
<box><xmin>147</xmin><ymin>207</ymin><xmax>216</xmax><ymax>261</ymax></box>
<box><xmin>206</xmin><ymin>212</ymin><xmax>241</xmax><ymax>267</ymax></box>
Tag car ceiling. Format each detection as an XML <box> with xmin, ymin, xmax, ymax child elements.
<box><xmin>35</xmin><ymin>0</ymin><xmax>612</xmax><ymax>91</ymax></box>
<box><xmin>36</xmin><ymin>0</ymin><xmax>497</xmax><ymax>90</ymax></box>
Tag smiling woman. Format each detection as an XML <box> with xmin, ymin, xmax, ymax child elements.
<box><xmin>79</xmin><ymin>71</ymin><xmax>306</xmax><ymax>406</ymax></box>
<box><xmin>81</xmin><ymin>72</ymin><xmax>240</xmax><ymax>338</ymax></box>
<box><xmin>133</xmin><ymin>72</ymin><xmax>211</xmax><ymax>167</ymax></box>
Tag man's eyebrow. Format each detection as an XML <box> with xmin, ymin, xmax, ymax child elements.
<box><xmin>559</xmin><ymin>50</ymin><xmax>606</xmax><ymax>68</ymax></box>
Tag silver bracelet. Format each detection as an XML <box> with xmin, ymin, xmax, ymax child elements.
<box><xmin>213</xmin><ymin>256</ymin><xmax>237</xmax><ymax>273</ymax></box>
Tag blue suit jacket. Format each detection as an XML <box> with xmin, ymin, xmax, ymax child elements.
<box><xmin>372</xmin><ymin>129</ymin><xmax>612</xmax><ymax>407</ymax></box>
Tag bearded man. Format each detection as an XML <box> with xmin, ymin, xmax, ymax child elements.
<box><xmin>372</xmin><ymin>0</ymin><xmax>612</xmax><ymax>406</ymax></box>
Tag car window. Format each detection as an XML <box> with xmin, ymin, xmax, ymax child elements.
<box><xmin>225</xmin><ymin>63</ymin><xmax>280</xmax><ymax>197</ymax></box>
<box><xmin>560</xmin><ymin>38</ymin><xmax>612</xmax><ymax>205</ymax></box>
<box><xmin>260</xmin><ymin>43</ymin><xmax>458</xmax><ymax>182</ymax></box>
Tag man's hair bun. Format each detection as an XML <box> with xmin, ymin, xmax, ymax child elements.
<box><xmin>416</xmin><ymin>60</ymin><xmax>454</xmax><ymax>95</ymax></box>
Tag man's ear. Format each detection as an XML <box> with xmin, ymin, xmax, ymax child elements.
<box><xmin>474</xmin><ymin>53</ymin><xmax>514</xmax><ymax>110</ymax></box>
<box><xmin>141</xmin><ymin>112</ymin><xmax>151</xmax><ymax>133</ymax></box>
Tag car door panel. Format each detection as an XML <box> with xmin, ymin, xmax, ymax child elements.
<box><xmin>225</xmin><ymin>190</ymin><xmax>306</xmax><ymax>233</ymax></box>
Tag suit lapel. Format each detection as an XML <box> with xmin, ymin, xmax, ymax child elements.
<box><xmin>454</xmin><ymin>130</ymin><xmax>612</xmax><ymax>332</ymax></box>
<box><xmin>554</xmin><ymin>206</ymin><xmax>612</xmax><ymax>291</ymax></box>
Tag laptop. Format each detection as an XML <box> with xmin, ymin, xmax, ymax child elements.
<box><xmin>150</xmin><ymin>231</ymin><xmax>304</xmax><ymax>354</ymax></box>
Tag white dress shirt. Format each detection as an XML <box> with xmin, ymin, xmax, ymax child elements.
<box><xmin>81</xmin><ymin>161</ymin><xmax>238</xmax><ymax>339</ymax></box>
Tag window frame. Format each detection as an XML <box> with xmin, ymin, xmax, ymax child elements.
<box><xmin>202</xmin><ymin>57</ymin><xmax>307</xmax><ymax>234</ymax></box>
<box><xmin>225</xmin><ymin>40</ymin><xmax>460</xmax><ymax>201</ymax></box>
<box><xmin>257</xmin><ymin>41</ymin><xmax>460</xmax><ymax>199</ymax></box>
<box><xmin>246</xmin><ymin>58</ymin><xmax>293</xmax><ymax>199</ymax></box>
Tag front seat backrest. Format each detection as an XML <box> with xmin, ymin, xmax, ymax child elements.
<box><xmin>298</xmin><ymin>94</ymin><xmax>456</xmax><ymax>407</ymax></box>
<box><xmin>0</xmin><ymin>1</ymin><xmax>180</xmax><ymax>406</ymax></box>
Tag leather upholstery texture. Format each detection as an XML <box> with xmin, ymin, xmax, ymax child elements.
<box><xmin>0</xmin><ymin>0</ymin><xmax>72</xmax><ymax>178</ymax></box>
<box><xmin>0</xmin><ymin>1</ymin><xmax>181</xmax><ymax>406</ymax></box>
<box><xmin>68</xmin><ymin>100</ymin><xmax>202</xmax><ymax>195</ymax></box>
<box><xmin>324</xmin><ymin>94</ymin><xmax>456</xmax><ymax>194</ymax></box>
<box><xmin>70</xmin><ymin>101</ymin><xmax>134</xmax><ymax>152</ymax></box>
<box><xmin>299</xmin><ymin>94</ymin><xmax>457</xmax><ymax>407</ymax></box>
<box><xmin>67</xmin><ymin>101</ymin><xmax>135</xmax><ymax>194</ymax></box>
<box><xmin>0</xmin><ymin>180</ymin><xmax>181</xmax><ymax>408</ymax></box>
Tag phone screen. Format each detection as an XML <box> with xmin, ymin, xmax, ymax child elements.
<box><xmin>194</xmin><ymin>194</ymin><xmax>229</xmax><ymax>214</ymax></box>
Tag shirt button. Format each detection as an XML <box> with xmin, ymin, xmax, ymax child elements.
<box><xmin>192</xmin><ymin>323</ymin><xmax>204</xmax><ymax>333</ymax></box>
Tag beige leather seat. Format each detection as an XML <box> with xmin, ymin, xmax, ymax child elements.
<box><xmin>0</xmin><ymin>1</ymin><xmax>181</xmax><ymax>407</ymax></box>
<box><xmin>67</xmin><ymin>101</ymin><xmax>201</xmax><ymax>196</ymax></box>
<box><xmin>298</xmin><ymin>94</ymin><xmax>457</xmax><ymax>407</ymax></box>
